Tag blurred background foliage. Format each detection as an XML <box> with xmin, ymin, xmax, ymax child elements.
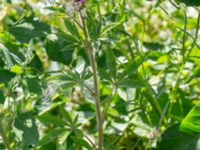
<box><xmin>0</xmin><ymin>0</ymin><xmax>200</xmax><ymax>149</ymax></box>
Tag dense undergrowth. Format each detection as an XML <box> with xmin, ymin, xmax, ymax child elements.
<box><xmin>0</xmin><ymin>0</ymin><xmax>200</xmax><ymax>149</ymax></box>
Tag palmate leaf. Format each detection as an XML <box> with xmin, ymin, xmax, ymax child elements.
<box><xmin>8</xmin><ymin>16</ymin><xmax>50</xmax><ymax>43</ymax></box>
<box><xmin>180</xmin><ymin>105</ymin><xmax>200</xmax><ymax>135</ymax></box>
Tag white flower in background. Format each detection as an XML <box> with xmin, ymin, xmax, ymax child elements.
<box><xmin>148</xmin><ymin>127</ymin><xmax>160</xmax><ymax>148</ymax></box>
<box><xmin>148</xmin><ymin>127</ymin><xmax>159</xmax><ymax>139</ymax></box>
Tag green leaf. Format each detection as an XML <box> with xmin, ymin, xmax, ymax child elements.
<box><xmin>39</xmin><ymin>142</ymin><xmax>56</xmax><ymax>150</ymax></box>
<box><xmin>105</xmin><ymin>49</ymin><xmax>116</xmax><ymax>78</ymax></box>
<box><xmin>10</xmin><ymin>65</ymin><xmax>23</xmax><ymax>74</ymax></box>
<box><xmin>60</xmin><ymin>107</ymin><xmax>73</xmax><ymax>125</ymax></box>
<box><xmin>113</xmin><ymin>96</ymin><xmax>129</xmax><ymax>115</ymax></box>
<box><xmin>192</xmin><ymin>66</ymin><xmax>200</xmax><ymax>77</ymax></box>
<box><xmin>0</xmin><ymin>42</ymin><xmax>22</xmax><ymax>66</ymax></box>
<box><xmin>86</xmin><ymin>12</ymin><xmax>102</xmax><ymax>39</ymax></box>
<box><xmin>64</xmin><ymin>18</ymin><xmax>81</xmax><ymax>40</ymax></box>
<box><xmin>180</xmin><ymin>105</ymin><xmax>200</xmax><ymax>134</ymax></box>
<box><xmin>100</xmin><ymin>22</ymin><xmax>121</xmax><ymax>37</ymax></box>
<box><xmin>155</xmin><ymin>0</ymin><xmax>164</xmax><ymax>7</ymax></box>
<box><xmin>14</xmin><ymin>112</ymin><xmax>39</xmax><ymax>148</ymax></box>
<box><xmin>45</xmin><ymin>6</ymin><xmax>65</xmax><ymax>13</ymax></box>
<box><xmin>28</xmin><ymin>52</ymin><xmax>43</xmax><ymax>72</ymax></box>
<box><xmin>39</xmin><ymin>100</ymin><xmax>67</xmax><ymax>116</ymax></box>
<box><xmin>0</xmin><ymin>90</ymin><xmax>5</xmax><ymax>104</ymax></box>
<box><xmin>179</xmin><ymin>0</ymin><xmax>200</xmax><ymax>6</ymax></box>
<box><xmin>53</xmin><ymin>71</ymin><xmax>78</xmax><ymax>82</ymax></box>
<box><xmin>45</xmin><ymin>34</ymin><xmax>78</xmax><ymax>65</ymax></box>
<box><xmin>74</xmin><ymin>129</ymin><xmax>84</xmax><ymax>137</ymax></box>
<box><xmin>0</xmin><ymin>57</ymin><xmax>4</xmax><ymax>68</ymax></box>
<box><xmin>26</xmin><ymin>76</ymin><xmax>42</xmax><ymax>94</ymax></box>
<box><xmin>117</xmin><ymin>77</ymin><xmax>144</xmax><ymax>88</ymax></box>
<box><xmin>143</xmin><ymin>42</ymin><xmax>164</xmax><ymax>51</ymax></box>
<box><xmin>98</xmin><ymin>68</ymin><xmax>113</xmax><ymax>81</ymax></box>
<box><xmin>72</xmin><ymin>137</ymin><xmax>93</xmax><ymax>150</ymax></box>
<box><xmin>37</xmin><ymin>114</ymin><xmax>66</xmax><ymax>126</ymax></box>
<box><xmin>157</xmin><ymin>124</ymin><xmax>200</xmax><ymax>150</ymax></box>
<box><xmin>77</xmin><ymin>103</ymin><xmax>95</xmax><ymax>113</ymax></box>
<box><xmin>120</xmin><ymin>56</ymin><xmax>144</xmax><ymax>79</ymax></box>
<box><xmin>8</xmin><ymin>17</ymin><xmax>50</xmax><ymax>43</ymax></box>
<box><xmin>9</xmin><ymin>26</ymin><xmax>40</xmax><ymax>43</ymax></box>
<box><xmin>39</xmin><ymin>128</ymin><xmax>67</xmax><ymax>146</ymax></box>
<box><xmin>0</xmin><ymin>69</ymin><xmax>15</xmax><ymax>83</ymax></box>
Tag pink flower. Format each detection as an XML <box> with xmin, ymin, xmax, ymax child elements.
<box><xmin>75</xmin><ymin>0</ymin><xmax>85</xmax><ymax>5</ymax></box>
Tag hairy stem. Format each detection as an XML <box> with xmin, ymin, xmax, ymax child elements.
<box><xmin>80</xmin><ymin>15</ymin><xmax>103</xmax><ymax>150</ymax></box>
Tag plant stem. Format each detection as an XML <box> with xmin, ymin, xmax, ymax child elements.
<box><xmin>0</xmin><ymin>118</ymin><xmax>11</xmax><ymax>150</ymax></box>
<box><xmin>102</xmin><ymin>87</ymin><xmax>116</xmax><ymax>121</ymax></box>
<box><xmin>84</xmin><ymin>134</ymin><xmax>98</xmax><ymax>150</ymax></box>
<box><xmin>136</xmin><ymin>73</ymin><xmax>163</xmax><ymax>117</ymax></box>
<box><xmin>80</xmin><ymin>15</ymin><xmax>103</xmax><ymax>150</ymax></box>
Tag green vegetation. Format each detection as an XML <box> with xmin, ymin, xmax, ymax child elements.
<box><xmin>0</xmin><ymin>0</ymin><xmax>200</xmax><ymax>149</ymax></box>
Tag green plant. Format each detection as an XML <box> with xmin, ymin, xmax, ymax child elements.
<box><xmin>0</xmin><ymin>0</ymin><xmax>200</xmax><ymax>150</ymax></box>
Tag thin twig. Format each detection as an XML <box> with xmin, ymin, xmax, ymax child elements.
<box><xmin>84</xmin><ymin>134</ymin><xmax>98</xmax><ymax>150</ymax></box>
<box><xmin>102</xmin><ymin>88</ymin><xmax>116</xmax><ymax>122</ymax></box>
<box><xmin>182</xmin><ymin>12</ymin><xmax>187</xmax><ymax>62</ymax></box>
<box><xmin>74</xmin><ymin>19</ymin><xmax>84</xmax><ymax>30</ymax></box>
<box><xmin>83</xmin><ymin>82</ymin><xmax>95</xmax><ymax>96</ymax></box>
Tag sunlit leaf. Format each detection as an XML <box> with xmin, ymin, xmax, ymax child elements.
<box><xmin>10</xmin><ymin>65</ymin><xmax>23</xmax><ymax>74</ymax></box>
<box><xmin>14</xmin><ymin>112</ymin><xmax>39</xmax><ymax>148</ymax></box>
<box><xmin>37</xmin><ymin>114</ymin><xmax>66</xmax><ymax>126</ymax></box>
<box><xmin>180</xmin><ymin>105</ymin><xmax>200</xmax><ymax>135</ymax></box>
<box><xmin>39</xmin><ymin>128</ymin><xmax>67</xmax><ymax>146</ymax></box>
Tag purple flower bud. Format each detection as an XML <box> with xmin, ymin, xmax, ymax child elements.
<box><xmin>74</xmin><ymin>0</ymin><xmax>86</xmax><ymax>9</ymax></box>
<box><xmin>75</xmin><ymin>0</ymin><xmax>85</xmax><ymax>4</ymax></box>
